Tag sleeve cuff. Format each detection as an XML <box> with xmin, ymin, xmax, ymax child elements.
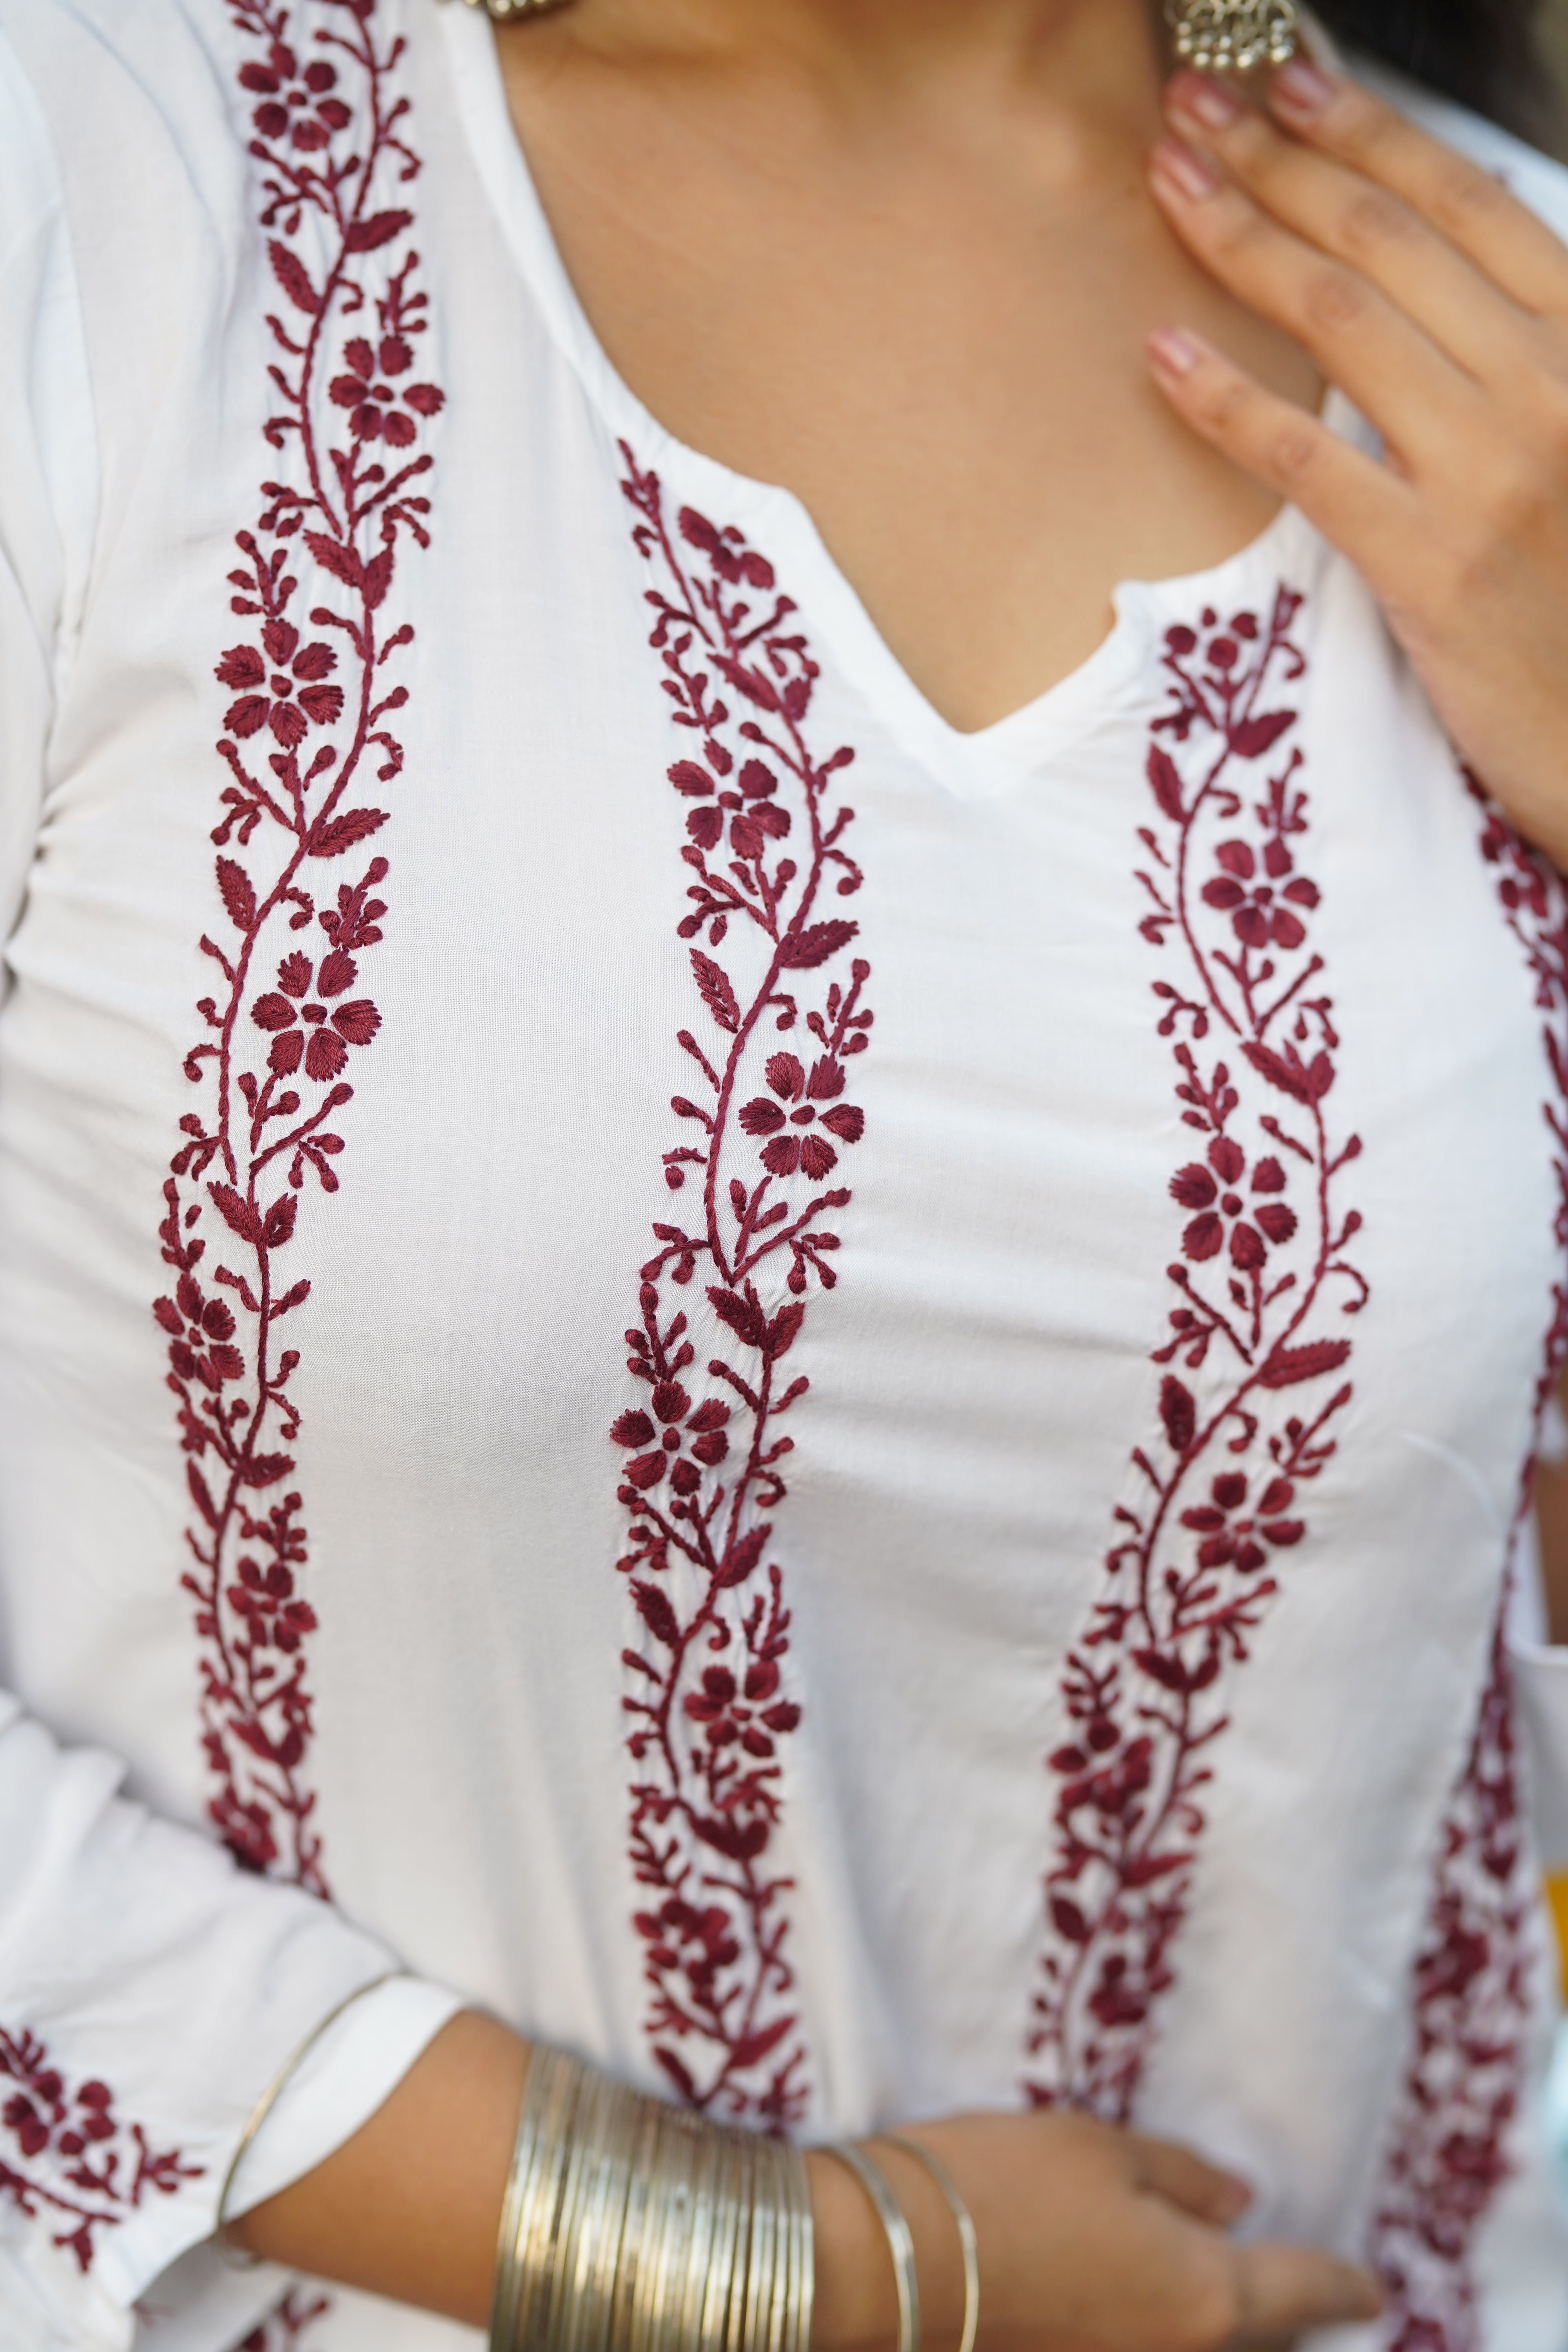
<box><xmin>223</xmin><ymin>1973</ymin><xmax>466</xmax><ymax>2219</ymax></box>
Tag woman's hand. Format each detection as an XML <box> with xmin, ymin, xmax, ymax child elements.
<box><xmin>811</xmin><ymin>2109</ymin><xmax>1380</xmax><ymax>2352</ymax></box>
<box><xmin>1143</xmin><ymin>57</ymin><xmax>1568</xmax><ymax>868</ymax></box>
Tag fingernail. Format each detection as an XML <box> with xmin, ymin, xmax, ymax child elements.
<box><xmin>1148</xmin><ymin>325</ymin><xmax>1203</xmax><ymax>377</ymax></box>
<box><xmin>1272</xmin><ymin>55</ymin><xmax>1336</xmax><ymax>115</ymax></box>
<box><xmin>1150</xmin><ymin>140</ymin><xmax>1220</xmax><ymax>202</ymax></box>
<box><xmin>1168</xmin><ymin>68</ymin><xmax>1243</xmax><ymax>131</ymax></box>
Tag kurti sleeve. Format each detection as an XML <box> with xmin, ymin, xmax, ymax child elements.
<box><xmin>0</xmin><ymin>33</ymin><xmax>463</xmax><ymax>2351</ymax></box>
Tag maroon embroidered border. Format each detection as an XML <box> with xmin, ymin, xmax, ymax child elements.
<box><xmin>613</xmin><ymin>448</ymin><xmax>870</xmax><ymax>2127</ymax></box>
<box><xmin>1025</xmin><ymin>588</ymin><xmax>1368</xmax><ymax>2117</ymax></box>
<box><xmin>1366</xmin><ymin>792</ymin><xmax>1566</xmax><ymax>2352</ymax></box>
<box><xmin>0</xmin><ymin>2026</ymin><xmax>200</xmax><ymax>2274</ymax></box>
<box><xmin>153</xmin><ymin>0</ymin><xmax>441</xmax><ymax>1892</ymax></box>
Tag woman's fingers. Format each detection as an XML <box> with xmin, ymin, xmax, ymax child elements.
<box><xmin>1268</xmin><ymin>57</ymin><xmax>1568</xmax><ymax>321</ymax></box>
<box><xmin>1229</xmin><ymin>2238</ymin><xmax>1383</xmax><ymax>2341</ymax></box>
<box><xmin>1143</xmin><ymin>322</ymin><xmax>1419</xmax><ymax>591</ymax></box>
<box><xmin>1163</xmin><ymin>69</ymin><xmax>1545</xmax><ymax>394</ymax></box>
<box><xmin>1147</xmin><ymin>134</ymin><xmax>1479</xmax><ymax>472</ymax></box>
<box><xmin>1125</xmin><ymin>2130</ymin><xmax>1251</xmax><ymax>2227</ymax></box>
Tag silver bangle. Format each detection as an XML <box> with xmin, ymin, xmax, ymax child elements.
<box><xmin>490</xmin><ymin>2047</ymin><xmax>813</xmax><ymax>2352</ymax></box>
<box><xmin>819</xmin><ymin>2141</ymin><xmax>919</xmax><ymax>2352</ymax></box>
<box><xmin>883</xmin><ymin>2139</ymin><xmax>978</xmax><ymax>2352</ymax></box>
<box><xmin>214</xmin><ymin>1969</ymin><xmax>407</xmax><ymax>2267</ymax></box>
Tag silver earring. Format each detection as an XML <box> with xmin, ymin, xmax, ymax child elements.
<box><xmin>1164</xmin><ymin>0</ymin><xmax>1299</xmax><ymax>72</ymax></box>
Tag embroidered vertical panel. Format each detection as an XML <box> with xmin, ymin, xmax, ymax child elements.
<box><xmin>613</xmin><ymin>448</ymin><xmax>871</xmax><ymax>2127</ymax></box>
<box><xmin>0</xmin><ymin>2026</ymin><xmax>200</xmax><ymax>2274</ymax></box>
<box><xmin>1367</xmin><ymin>794</ymin><xmax>1566</xmax><ymax>2352</ymax></box>
<box><xmin>152</xmin><ymin>0</ymin><xmax>441</xmax><ymax>1893</ymax></box>
<box><xmin>1025</xmin><ymin>589</ymin><xmax>1368</xmax><ymax>2117</ymax></box>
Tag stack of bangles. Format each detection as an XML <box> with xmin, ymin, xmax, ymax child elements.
<box><xmin>487</xmin><ymin>2044</ymin><xmax>982</xmax><ymax>2352</ymax></box>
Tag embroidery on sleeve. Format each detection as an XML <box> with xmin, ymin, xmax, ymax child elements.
<box><xmin>0</xmin><ymin>2027</ymin><xmax>200</xmax><ymax>2274</ymax></box>
<box><xmin>1024</xmin><ymin>590</ymin><xmax>1368</xmax><ymax>2118</ymax></box>
<box><xmin>237</xmin><ymin>2288</ymin><xmax>333</xmax><ymax>2351</ymax></box>
<box><xmin>1366</xmin><ymin>790</ymin><xmax>1565</xmax><ymax>2352</ymax></box>
<box><xmin>153</xmin><ymin>0</ymin><xmax>441</xmax><ymax>1895</ymax></box>
<box><xmin>613</xmin><ymin>448</ymin><xmax>871</xmax><ymax>2128</ymax></box>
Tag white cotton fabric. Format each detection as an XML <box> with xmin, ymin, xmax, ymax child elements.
<box><xmin>1</xmin><ymin>5</ymin><xmax>1568</xmax><ymax>2348</ymax></box>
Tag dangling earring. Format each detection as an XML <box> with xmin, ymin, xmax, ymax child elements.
<box><xmin>1164</xmin><ymin>0</ymin><xmax>1299</xmax><ymax>72</ymax></box>
<box><xmin>459</xmin><ymin>0</ymin><xmax>575</xmax><ymax>18</ymax></box>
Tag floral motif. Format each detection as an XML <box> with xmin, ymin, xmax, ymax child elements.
<box><xmin>1025</xmin><ymin>590</ymin><xmax>1368</xmax><ymax>2118</ymax></box>
<box><xmin>153</xmin><ymin>0</ymin><xmax>439</xmax><ymax>1893</ymax></box>
<box><xmin>614</xmin><ymin>446</ymin><xmax>871</xmax><ymax>2127</ymax></box>
<box><xmin>218</xmin><ymin>620</ymin><xmax>344</xmax><ymax>750</ymax></box>
<box><xmin>1367</xmin><ymin>789</ymin><xmax>1567</xmax><ymax>2352</ymax></box>
<box><xmin>329</xmin><ymin>331</ymin><xmax>444</xmax><ymax>446</ymax></box>
<box><xmin>0</xmin><ymin>2027</ymin><xmax>199</xmax><ymax>2274</ymax></box>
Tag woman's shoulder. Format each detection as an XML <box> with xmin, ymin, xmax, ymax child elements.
<box><xmin>1349</xmin><ymin>49</ymin><xmax>1568</xmax><ymax>242</ymax></box>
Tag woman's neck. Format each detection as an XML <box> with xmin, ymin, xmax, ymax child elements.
<box><xmin>535</xmin><ymin>0</ymin><xmax>1167</xmax><ymax>179</ymax></box>
<box><xmin>498</xmin><ymin>0</ymin><xmax>1314</xmax><ymax>731</ymax></box>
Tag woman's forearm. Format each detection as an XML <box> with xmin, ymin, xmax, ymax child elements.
<box><xmin>229</xmin><ymin>2009</ymin><xmax>530</xmax><ymax>2325</ymax></box>
<box><xmin>227</xmin><ymin>2023</ymin><xmax>1376</xmax><ymax>2350</ymax></box>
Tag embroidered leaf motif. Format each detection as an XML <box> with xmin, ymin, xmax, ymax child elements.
<box><xmin>1257</xmin><ymin>1338</ymin><xmax>1352</xmax><ymax>1389</ymax></box>
<box><xmin>345</xmin><ymin>208</ymin><xmax>413</xmax><ymax>252</ymax></box>
<box><xmin>780</xmin><ymin>919</ymin><xmax>858</xmax><ymax>969</ymax></box>
<box><xmin>217</xmin><ymin>858</ymin><xmax>257</xmax><ymax>933</ymax></box>
<box><xmin>1230</xmin><ymin>711</ymin><xmax>1294</xmax><ymax>759</ymax></box>
<box><xmin>1159</xmin><ymin>1375</ymin><xmax>1197</xmax><ymax>1455</ymax></box>
<box><xmin>632</xmin><ymin>1581</ymin><xmax>681</xmax><ymax>1648</ymax></box>
<box><xmin>1241</xmin><ymin>1040</ymin><xmax>1334</xmax><ymax>1102</ymax></box>
<box><xmin>303</xmin><ymin>531</ymin><xmax>363</xmax><ymax>590</ymax></box>
<box><xmin>690</xmin><ymin>951</ymin><xmax>740</xmax><ymax>1032</ymax></box>
<box><xmin>309</xmin><ymin>808</ymin><xmax>389</xmax><ymax>858</ymax></box>
<box><xmin>1147</xmin><ymin>745</ymin><xmax>1185</xmax><ymax>823</ymax></box>
<box><xmin>209</xmin><ymin>1184</ymin><xmax>264</xmax><ymax>1245</ymax></box>
<box><xmin>267</xmin><ymin>238</ymin><xmax>320</xmax><ymax>315</ymax></box>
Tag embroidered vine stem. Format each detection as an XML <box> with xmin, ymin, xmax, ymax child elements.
<box><xmin>612</xmin><ymin>448</ymin><xmax>869</xmax><ymax>2125</ymax></box>
<box><xmin>154</xmin><ymin>0</ymin><xmax>441</xmax><ymax>1891</ymax></box>
<box><xmin>1026</xmin><ymin>587</ymin><xmax>1368</xmax><ymax>2118</ymax></box>
<box><xmin>1367</xmin><ymin>789</ymin><xmax>1568</xmax><ymax>2352</ymax></box>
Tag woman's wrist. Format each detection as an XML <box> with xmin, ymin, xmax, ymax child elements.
<box><xmin>806</xmin><ymin>2137</ymin><xmax>966</xmax><ymax>2352</ymax></box>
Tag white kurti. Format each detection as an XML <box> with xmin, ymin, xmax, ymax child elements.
<box><xmin>3</xmin><ymin>5</ymin><xmax>1568</xmax><ymax>2348</ymax></box>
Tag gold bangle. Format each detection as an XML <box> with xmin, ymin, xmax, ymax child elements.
<box><xmin>883</xmin><ymin>2140</ymin><xmax>978</xmax><ymax>2352</ymax></box>
<box><xmin>818</xmin><ymin>2142</ymin><xmax>919</xmax><ymax>2352</ymax></box>
<box><xmin>214</xmin><ymin>1969</ymin><xmax>407</xmax><ymax>2268</ymax></box>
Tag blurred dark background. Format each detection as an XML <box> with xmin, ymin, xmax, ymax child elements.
<box><xmin>1318</xmin><ymin>0</ymin><xmax>1568</xmax><ymax>154</ymax></box>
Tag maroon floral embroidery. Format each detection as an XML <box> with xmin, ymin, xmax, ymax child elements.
<box><xmin>613</xmin><ymin>448</ymin><xmax>870</xmax><ymax>2127</ymax></box>
<box><xmin>1367</xmin><ymin>793</ymin><xmax>1567</xmax><ymax>2352</ymax></box>
<box><xmin>154</xmin><ymin>0</ymin><xmax>439</xmax><ymax>1893</ymax></box>
<box><xmin>0</xmin><ymin>2026</ymin><xmax>199</xmax><ymax>2273</ymax></box>
<box><xmin>239</xmin><ymin>2288</ymin><xmax>333</xmax><ymax>2351</ymax></box>
<box><xmin>1025</xmin><ymin>590</ymin><xmax>1368</xmax><ymax>2117</ymax></box>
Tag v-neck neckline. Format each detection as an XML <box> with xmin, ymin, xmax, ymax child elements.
<box><xmin>442</xmin><ymin>2</ymin><xmax>1334</xmax><ymax>802</ymax></box>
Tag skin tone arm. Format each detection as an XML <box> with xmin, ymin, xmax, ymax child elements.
<box><xmin>232</xmin><ymin>2012</ymin><xmax>1378</xmax><ymax>2349</ymax></box>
